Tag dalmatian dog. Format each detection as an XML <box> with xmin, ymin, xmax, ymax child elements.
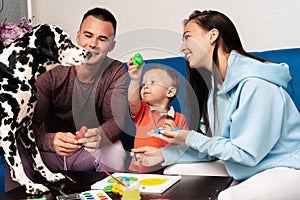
<box><xmin>0</xmin><ymin>24</ymin><xmax>91</xmax><ymax>194</ymax></box>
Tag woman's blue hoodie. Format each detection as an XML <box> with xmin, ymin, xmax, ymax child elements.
<box><xmin>162</xmin><ymin>51</ymin><xmax>300</xmax><ymax>180</ymax></box>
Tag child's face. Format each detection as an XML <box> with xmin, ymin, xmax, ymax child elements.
<box><xmin>141</xmin><ymin>69</ymin><xmax>174</xmax><ymax>105</ymax></box>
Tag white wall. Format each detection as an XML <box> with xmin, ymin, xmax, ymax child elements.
<box><xmin>31</xmin><ymin>0</ymin><xmax>300</xmax><ymax>61</ymax></box>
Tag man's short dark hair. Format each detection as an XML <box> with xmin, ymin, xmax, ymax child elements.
<box><xmin>80</xmin><ymin>7</ymin><xmax>117</xmax><ymax>35</ymax></box>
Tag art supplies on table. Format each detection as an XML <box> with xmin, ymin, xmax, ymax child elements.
<box><xmin>91</xmin><ymin>173</ymin><xmax>181</xmax><ymax>194</ymax></box>
<box><xmin>56</xmin><ymin>190</ymin><xmax>111</xmax><ymax>200</ymax></box>
<box><xmin>80</xmin><ymin>190</ymin><xmax>112</xmax><ymax>200</ymax></box>
<box><xmin>56</xmin><ymin>193</ymin><xmax>81</xmax><ymax>200</ymax></box>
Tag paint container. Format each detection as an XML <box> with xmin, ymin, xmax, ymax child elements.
<box><xmin>121</xmin><ymin>181</ymin><xmax>141</xmax><ymax>200</ymax></box>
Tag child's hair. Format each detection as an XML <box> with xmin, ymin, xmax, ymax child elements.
<box><xmin>145</xmin><ymin>66</ymin><xmax>180</xmax><ymax>96</ymax></box>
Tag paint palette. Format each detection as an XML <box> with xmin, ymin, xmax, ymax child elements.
<box><xmin>80</xmin><ymin>190</ymin><xmax>112</xmax><ymax>200</ymax></box>
<box><xmin>91</xmin><ymin>173</ymin><xmax>181</xmax><ymax>193</ymax></box>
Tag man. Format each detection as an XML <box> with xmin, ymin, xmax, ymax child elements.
<box><xmin>6</xmin><ymin>7</ymin><xmax>127</xmax><ymax>191</ymax></box>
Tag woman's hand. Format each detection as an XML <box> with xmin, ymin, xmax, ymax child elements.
<box><xmin>131</xmin><ymin>146</ymin><xmax>164</xmax><ymax>167</ymax></box>
<box><xmin>53</xmin><ymin>132</ymin><xmax>81</xmax><ymax>156</ymax></box>
<box><xmin>76</xmin><ymin>127</ymin><xmax>102</xmax><ymax>153</ymax></box>
<box><xmin>153</xmin><ymin>129</ymin><xmax>190</xmax><ymax>145</ymax></box>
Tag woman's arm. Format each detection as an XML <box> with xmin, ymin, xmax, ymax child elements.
<box><xmin>186</xmin><ymin>79</ymin><xmax>284</xmax><ymax>166</ymax></box>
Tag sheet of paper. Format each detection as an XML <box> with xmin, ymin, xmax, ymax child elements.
<box><xmin>91</xmin><ymin>173</ymin><xmax>181</xmax><ymax>193</ymax></box>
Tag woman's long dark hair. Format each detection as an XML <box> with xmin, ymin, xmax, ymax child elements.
<box><xmin>186</xmin><ymin>66</ymin><xmax>211</xmax><ymax>134</ymax></box>
<box><xmin>184</xmin><ymin>10</ymin><xmax>266</xmax><ymax>134</ymax></box>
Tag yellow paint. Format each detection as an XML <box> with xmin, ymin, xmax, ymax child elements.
<box><xmin>112</xmin><ymin>183</ymin><xmax>123</xmax><ymax>195</ymax></box>
<box><xmin>139</xmin><ymin>178</ymin><xmax>168</xmax><ymax>186</ymax></box>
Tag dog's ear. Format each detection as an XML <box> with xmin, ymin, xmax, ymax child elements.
<box><xmin>34</xmin><ymin>25</ymin><xmax>59</xmax><ymax>60</ymax></box>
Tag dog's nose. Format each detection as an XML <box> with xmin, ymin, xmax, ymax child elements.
<box><xmin>86</xmin><ymin>52</ymin><xmax>92</xmax><ymax>60</ymax></box>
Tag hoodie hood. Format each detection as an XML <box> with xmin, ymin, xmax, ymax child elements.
<box><xmin>219</xmin><ymin>51</ymin><xmax>291</xmax><ymax>94</ymax></box>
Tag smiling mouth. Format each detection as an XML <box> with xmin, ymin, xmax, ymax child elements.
<box><xmin>91</xmin><ymin>52</ymin><xmax>99</xmax><ymax>56</ymax></box>
<box><xmin>186</xmin><ymin>53</ymin><xmax>191</xmax><ymax>60</ymax></box>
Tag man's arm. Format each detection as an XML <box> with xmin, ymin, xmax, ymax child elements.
<box><xmin>33</xmin><ymin>68</ymin><xmax>80</xmax><ymax>155</ymax></box>
<box><xmin>96</xmin><ymin>62</ymin><xmax>129</xmax><ymax>144</ymax></box>
<box><xmin>32</xmin><ymin>71</ymin><xmax>56</xmax><ymax>152</ymax></box>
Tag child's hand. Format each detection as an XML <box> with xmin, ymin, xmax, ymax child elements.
<box><xmin>148</xmin><ymin>120</ymin><xmax>178</xmax><ymax>136</ymax></box>
<box><xmin>127</xmin><ymin>57</ymin><xmax>144</xmax><ymax>81</ymax></box>
<box><xmin>163</xmin><ymin>119</ymin><xmax>177</xmax><ymax>130</ymax></box>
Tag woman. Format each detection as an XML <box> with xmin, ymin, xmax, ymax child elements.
<box><xmin>132</xmin><ymin>10</ymin><xmax>300</xmax><ymax>199</ymax></box>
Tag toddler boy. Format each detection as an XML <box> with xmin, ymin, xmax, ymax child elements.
<box><xmin>127</xmin><ymin>58</ymin><xmax>188</xmax><ymax>173</ymax></box>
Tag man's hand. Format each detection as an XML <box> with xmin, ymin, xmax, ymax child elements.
<box><xmin>53</xmin><ymin>132</ymin><xmax>81</xmax><ymax>156</ymax></box>
<box><xmin>75</xmin><ymin>125</ymin><xmax>88</xmax><ymax>140</ymax></box>
<box><xmin>131</xmin><ymin>146</ymin><xmax>164</xmax><ymax>167</ymax></box>
<box><xmin>76</xmin><ymin>127</ymin><xmax>101</xmax><ymax>153</ymax></box>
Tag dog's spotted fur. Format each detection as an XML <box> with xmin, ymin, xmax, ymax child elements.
<box><xmin>0</xmin><ymin>24</ymin><xmax>91</xmax><ymax>194</ymax></box>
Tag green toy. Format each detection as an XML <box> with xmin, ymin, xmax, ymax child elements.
<box><xmin>132</xmin><ymin>53</ymin><xmax>143</xmax><ymax>66</ymax></box>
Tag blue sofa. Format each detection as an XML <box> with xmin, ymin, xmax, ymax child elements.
<box><xmin>0</xmin><ymin>156</ymin><xmax>4</xmax><ymax>194</ymax></box>
<box><xmin>141</xmin><ymin>47</ymin><xmax>300</xmax><ymax>112</ymax></box>
<box><xmin>251</xmin><ymin>48</ymin><xmax>300</xmax><ymax>111</ymax></box>
<box><xmin>0</xmin><ymin>47</ymin><xmax>299</xmax><ymax>194</ymax></box>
